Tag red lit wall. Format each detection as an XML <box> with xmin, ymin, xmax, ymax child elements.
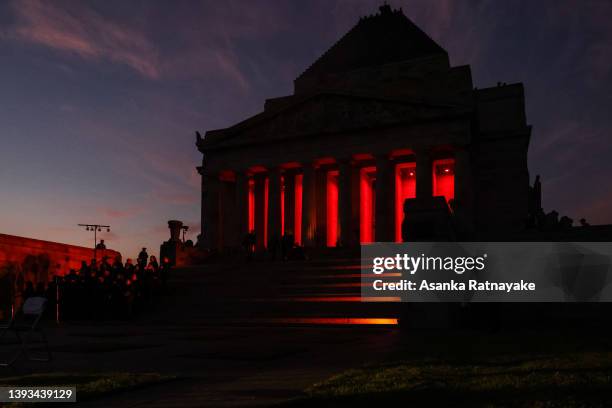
<box><xmin>264</xmin><ymin>177</ymin><xmax>269</xmax><ymax>247</ymax></box>
<box><xmin>280</xmin><ymin>176</ymin><xmax>285</xmax><ymax>236</ymax></box>
<box><xmin>280</xmin><ymin>173</ymin><xmax>302</xmax><ymax>245</ymax></box>
<box><xmin>0</xmin><ymin>234</ymin><xmax>120</xmax><ymax>282</ymax></box>
<box><xmin>395</xmin><ymin>163</ymin><xmax>416</xmax><ymax>242</ymax></box>
<box><xmin>0</xmin><ymin>234</ymin><xmax>122</xmax><ymax>316</ymax></box>
<box><xmin>433</xmin><ymin>158</ymin><xmax>455</xmax><ymax>204</ymax></box>
<box><xmin>295</xmin><ymin>174</ymin><xmax>303</xmax><ymax>245</ymax></box>
<box><xmin>360</xmin><ymin>166</ymin><xmax>376</xmax><ymax>243</ymax></box>
<box><xmin>248</xmin><ymin>178</ymin><xmax>255</xmax><ymax>232</ymax></box>
<box><xmin>326</xmin><ymin>170</ymin><xmax>339</xmax><ymax>247</ymax></box>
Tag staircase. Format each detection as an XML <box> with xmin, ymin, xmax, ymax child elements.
<box><xmin>155</xmin><ymin>253</ymin><xmax>400</xmax><ymax>327</ymax></box>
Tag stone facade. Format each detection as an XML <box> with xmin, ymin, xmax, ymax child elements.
<box><xmin>196</xmin><ymin>6</ymin><xmax>531</xmax><ymax>251</ymax></box>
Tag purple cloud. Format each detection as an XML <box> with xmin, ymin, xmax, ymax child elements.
<box><xmin>6</xmin><ymin>0</ymin><xmax>161</xmax><ymax>79</ymax></box>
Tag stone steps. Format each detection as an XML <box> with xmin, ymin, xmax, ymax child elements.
<box><xmin>157</xmin><ymin>258</ymin><xmax>400</xmax><ymax>327</ymax></box>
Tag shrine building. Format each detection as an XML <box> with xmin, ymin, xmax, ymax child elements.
<box><xmin>196</xmin><ymin>5</ymin><xmax>531</xmax><ymax>251</ymax></box>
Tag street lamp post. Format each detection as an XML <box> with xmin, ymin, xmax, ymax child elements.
<box><xmin>78</xmin><ymin>223</ymin><xmax>111</xmax><ymax>261</ymax></box>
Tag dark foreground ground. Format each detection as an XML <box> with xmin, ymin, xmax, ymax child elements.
<box><xmin>1</xmin><ymin>259</ymin><xmax>612</xmax><ymax>407</ymax></box>
<box><xmin>285</xmin><ymin>329</ymin><xmax>612</xmax><ymax>407</ymax></box>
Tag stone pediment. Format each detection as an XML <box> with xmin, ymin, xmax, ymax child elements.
<box><xmin>202</xmin><ymin>93</ymin><xmax>466</xmax><ymax>151</ymax></box>
<box><xmin>295</xmin><ymin>5</ymin><xmax>447</xmax><ymax>93</ymax></box>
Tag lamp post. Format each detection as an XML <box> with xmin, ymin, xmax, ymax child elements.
<box><xmin>78</xmin><ymin>223</ymin><xmax>111</xmax><ymax>261</ymax></box>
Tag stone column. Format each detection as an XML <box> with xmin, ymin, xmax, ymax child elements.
<box><xmin>235</xmin><ymin>171</ymin><xmax>249</xmax><ymax>244</ymax></box>
<box><xmin>301</xmin><ymin>164</ymin><xmax>317</xmax><ymax>246</ymax></box>
<box><xmin>284</xmin><ymin>172</ymin><xmax>296</xmax><ymax>235</ymax></box>
<box><xmin>197</xmin><ymin>166</ymin><xmax>206</xmax><ymax>248</ymax></box>
<box><xmin>338</xmin><ymin>158</ymin><xmax>352</xmax><ymax>247</ymax></box>
<box><xmin>375</xmin><ymin>154</ymin><xmax>394</xmax><ymax>242</ymax></box>
<box><xmin>454</xmin><ymin>148</ymin><xmax>475</xmax><ymax>237</ymax></box>
<box><xmin>350</xmin><ymin>165</ymin><xmax>361</xmax><ymax>245</ymax></box>
<box><xmin>416</xmin><ymin>149</ymin><xmax>433</xmax><ymax>199</ymax></box>
<box><xmin>314</xmin><ymin>169</ymin><xmax>327</xmax><ymax>246</ymax></box>
<box><xmin>254</xmin><ymin>174</ymin><xmax>267</xmax><ymax>251</ymax></box>
<box><xmin>454</xmin><ymin>149</ymin><xmax>472</xmax><ymax>208</ymax></box>
<box><xmin>202</xmin><ymin>170</ymin><xmax>220</xmax><ymax>250</ymax></box>
<box><xmin>267</xmin><ymin>167</ymin><xmax>282</xmax><ymax>248</ymax></box>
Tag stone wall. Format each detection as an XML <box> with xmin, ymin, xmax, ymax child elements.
<box><xmin>0</xmin><ymin>233</ymin><xmax>121</xmax><ymax>317</ymax></box>
<box><xmin>0</xmin><ymin>233</ymin><xmax>120</xmax><ymax>280</ymax></box>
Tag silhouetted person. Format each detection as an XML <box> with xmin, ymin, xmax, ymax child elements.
<box><xmin>79</xmin><ymin>260</ymin><xmax>90</xmax><ymax>277</ymax></box>
<box><xmin>96</xmin><ymin>239</ymin><xmax>107</xmax><ymax>250</ymax></box>
<box><xmin>147</xmin><ymin>255</ymin><xmax>159</xmax><ymax>273</ymax></box>
<box><xmin>125</xmin><ymin>258</ymin><xmax>135</xmax><ymax>273</ymax></box>
<box><xmin>144</xmin><ymin>255</ymin><xmax>160</xmax><ymax>302</ymax></box>
<box><xmin>112</xmin><ymin>256</ymin><xmax>124</xmax><ymax>274</ymax></box>
<box><xmin>101</xmin><ymin>256</ymin><xmax>111</xmax><ymax>271</ymax></box>
<box><xmin>138</xmin><ymin>248</ymin><xmax>148</xmax><ymax>268</ymax></box>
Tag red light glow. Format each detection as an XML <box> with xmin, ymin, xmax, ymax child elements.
<box><xmin>326</xmin><ymin>170</ymin><xmax>339</xmax><ymax>247</ymax></box>
<box><xmin>433</xmin><ymin>158</ymin><xmax>455</xmax><ymax>204</ymax></box>
<box><xmin>264</xmin><ymin>177</ymin><xmax>269</xmax><ymax>247</ymax></box>
<box><xmin>295</xmin><ymin>174</ymin><xmax>303</xmax><ymax>245</ymax></box>
<box><xmin>271</xmin><ymin>317</ymin><xmax>398</xmax><ymax>325</ymax></box>
<box><xmin>280</xmin><ymin>175</ymin><xmax>285</xmax><ymax>236</ymax></box>
<box><xmin>219</xmin><ymin>170</ymin><xmax>235</xmax><ymax>182</ymax></box>
<box><xmin>360</xmin><ymin>166</ymin><xmax>376</xmax><ymax>243</ymax></box>
<box><xmin>395</xmin><ymin>162</ymin><xmax>416</xmax><ymax>242</ymax></box>
<box><xmin>248</xmin><ymin>178</ymin><xmax>255</xmax><ymax>232</ymax></box>
<box><xmin>281</xmin><ymin>296</ymin><xmax>401</xmax><ymax>302</ymax></box>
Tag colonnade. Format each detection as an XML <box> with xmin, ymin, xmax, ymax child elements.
<box><xmin>199</xmin><ymin>149</ymin><xmax>467</xmax><ymax>251</ymax></box>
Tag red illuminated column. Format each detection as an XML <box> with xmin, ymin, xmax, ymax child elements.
<box><xmin>294</xmin><ymin>173</ymin><xmax>303</xmax><ymax>245</ymax></box>
<box><xmin>267</xmin><ymin>168</ymin><xmax>282</xmax><ymax>248</ymax></box>
<box><xmin>235</xmin><ymin>171</ymin><xmax>249</xmax><ymax>244</ymax></box>
<box><xmin>359</xmin><ymin>166</ymin><xmax>375</xmax><ymax>243</ymax></box>
<box><xmin>254</xmin><ymin>174</ymin><xmax>267</xmax><ymax>251</ymax></box>
<box><xmin>326</xmin><ymin>170</ymin><xmax>339</xmax><ymax>247</ymax></box>
<box><xmin>416</xmin><ymin>149</ymin><xmax>432</xmax><ymax>199</ymax></box>
<box><xmin>375</xmin><ymin>154</ymin><xmax>394</xmax><ymax>242</ymax></box>
<box><xmin>395</xmin><ymin>163</ymin><xmax>416</xmax><ymax>242</ymax></box>
<box><xmin>301</xmin><ymin>164</ymin><xmax>317</xmax><ymax>246</ymax></box>
<box><xmin>338</xmin><ymin>158</ymin><xmax>352</xmax><ymax>246</ymax></box>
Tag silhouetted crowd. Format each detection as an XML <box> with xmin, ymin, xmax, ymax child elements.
<box><xmin>22</xmin><ymin>248</ymin><xmax>171</xmax><ymax>321</ymax></box>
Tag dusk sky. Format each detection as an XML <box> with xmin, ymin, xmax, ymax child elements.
<box><xmin>1</xmin><ymin>0</ymin><xmax>611</xmax><ymax>258</ymax></box>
